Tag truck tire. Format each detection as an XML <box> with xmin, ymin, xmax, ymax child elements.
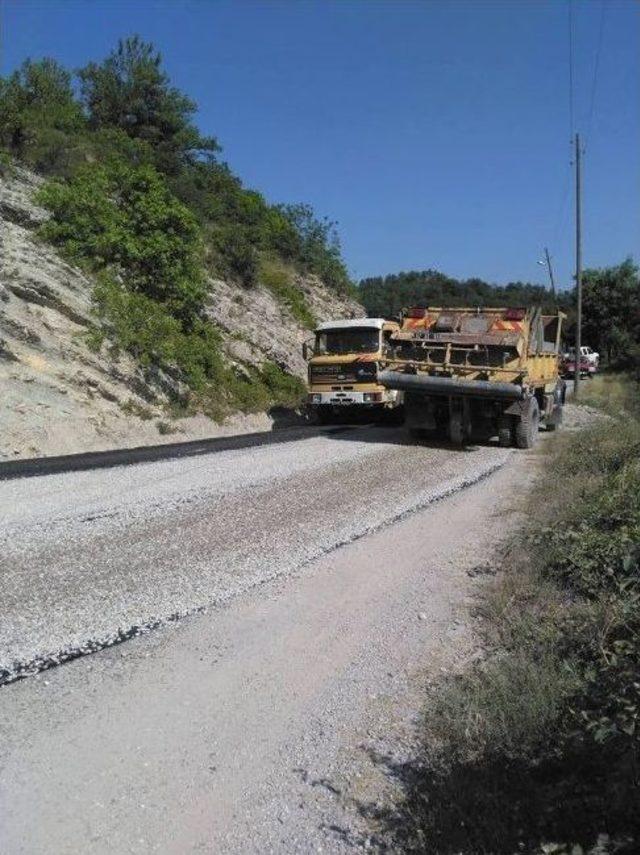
<box><xmin>515</xmin><ymin>397</ymin><xmax>539</xmax><ymax>449</ymax></box>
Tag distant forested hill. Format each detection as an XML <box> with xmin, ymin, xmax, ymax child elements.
<box><xmin>359</xmin><ymin>269</ymin><xmax>572</xmax><ymax>318</ymax></box>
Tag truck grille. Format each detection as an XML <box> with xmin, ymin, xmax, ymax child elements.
<box><xmin>311</xmin><ymin>363</ymin><xmax>377</xmax><ymax>384</ymax></box>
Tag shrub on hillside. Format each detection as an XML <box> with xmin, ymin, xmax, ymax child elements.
<box><xmin>276</xmin><ymin>203</ymin><xmax>352</xmax><ymax>294</ymax></box>
<box><xmin>92</xmin><ymin>275</ymin><xmax>223</xmax><ymax>389</ymax></box>
<box><xmin>207</xmin><ymin>223</ymin><xmax>260</xmax><ymax>288</ymax></box>
<box><xmin>38</xmin><ymin>161</ymin><xmax>206</xmax><ymax>323</ymax></box>
<box><xmin>91</xmin><ymin>276</ymin><xmax>305</xmax><ymax>417</ymax></box>
<box><xmin>1</xmin><ymin>38</ymin><xmax>355</xmax><ymax>300</ymax></box>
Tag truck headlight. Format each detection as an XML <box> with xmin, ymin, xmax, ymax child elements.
<box><xmin>308</xmin><ymin>394</ymin><xmax>322</xmax><ymax>404</ymax></box>
<box><xmin>363</xmin><ymin>392</ymin><xmax>382</xmax><ymax>403</ymax></box>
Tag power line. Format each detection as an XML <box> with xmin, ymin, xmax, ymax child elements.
<box><xmin>568</xmin><ymin>0</ymin><xmax>575</xmax><ymax>138</ymax></box>
<box><xmin>549</xmin><ymin>0</ymin><xmax>605</xmax><ymax>287</ymax></box>
<box><xmin>584</xmin><ymin>0</ymin><xmax>607</xmax><ymax>149</ymax></box>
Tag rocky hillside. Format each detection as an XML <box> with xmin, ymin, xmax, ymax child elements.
<box><xmin>0</xmin><ymin>165</ymin><xmax>363</xmax><ymax>459</ymax></box>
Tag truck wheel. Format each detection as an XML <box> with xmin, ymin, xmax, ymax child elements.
<box><xmin>515</xmin><ymin>397</ymin><xmax>539</xmax><ymax>449</ymax></box>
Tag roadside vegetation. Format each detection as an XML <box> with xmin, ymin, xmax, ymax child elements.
<box><xmin>374</xmin><ymin>375</ymin><xmax>640</xmax><ymax>854</ymax></box>
<box><xmin>0</xmin><ymin>39</ymin><xmax>349</xmax><ymax>417</ymax></box>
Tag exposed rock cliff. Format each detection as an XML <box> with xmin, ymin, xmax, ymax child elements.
<box><xmin>0</xmin><ymin>165</ymin><xmax>363</xmax><ymax>458</ymax></box>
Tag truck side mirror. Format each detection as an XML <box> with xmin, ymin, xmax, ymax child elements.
<box><xmin>302</xmin><ymin>342</ymin><xmax>310</xmax><ymax>360</ymax></box>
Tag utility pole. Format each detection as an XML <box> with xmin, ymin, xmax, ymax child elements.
<box><xmin>574</xmin><ymin>132</ymin><xmax>583</xmax><ymax>400</ymax></box>
<box><xmin>544</xmin><ymin>247</ymin><xmax>556</xmax><ymax>297</ymax></box>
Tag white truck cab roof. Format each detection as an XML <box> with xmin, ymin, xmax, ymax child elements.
<box><xmin>315</xmin><ymin>318</ymin><xmax>388</xmax><ymax>332</ymax></box>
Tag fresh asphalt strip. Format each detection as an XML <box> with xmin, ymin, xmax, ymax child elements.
<box><xmin>0</xmin><ymin>423</ymin><xmax>360</xmax><ymax>482</ymax></box>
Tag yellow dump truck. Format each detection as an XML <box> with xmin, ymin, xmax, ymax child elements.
<box><xmin>303</xmin><ymin>318</ymin><xmax>402</xmax><ymax>423</ymax></box>
<box><xmin>379</xmin><ymin>306</ymin><xmax>566</xmax><ymax>447</ymax></box>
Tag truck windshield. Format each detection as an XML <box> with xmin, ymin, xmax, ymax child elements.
<box><xmin>315</xmin><ymin>328</ymin><xmax>380</xmax><ymax>355</ymax></box>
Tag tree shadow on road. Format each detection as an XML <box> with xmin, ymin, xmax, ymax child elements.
<box><xmin>354</xmin><ymin>742</ymin><xmax>639</xmax><ymax>854</ymax></box>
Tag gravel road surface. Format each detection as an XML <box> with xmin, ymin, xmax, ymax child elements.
<box><xmin>0</xmin><ymin>424</ymin><xmax>540</xmax><ymax>853</ymax></box>
<box><xmin>1</xmin><ymin>425</ymin><xmax>509</xmax><ymax>680</ymax></box>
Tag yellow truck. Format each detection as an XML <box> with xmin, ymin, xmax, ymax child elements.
<box><xmin>379</xmin><ymin>305</ymin><xmax>566</xmax><ymax>447</ymax></box>
<box><xmin>303</xmin><ymin>318</ymin><xmax>402</xmax><ymax>423</ymax></box>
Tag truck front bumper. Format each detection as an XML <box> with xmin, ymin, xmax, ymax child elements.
<box><xmin>308</xmin><ymin>390</ymin><xmax>399</xmax><ymax>407</ymax></box>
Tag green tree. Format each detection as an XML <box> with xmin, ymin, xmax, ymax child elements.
<box><xmin>276</xmin><ymin>203</ymin><xmax>351</xmax><ymax>292</ymax></box>
<box><xmin>582</xmin><ymin>259</ymin><xmax>640</xmax><ymax>367</ymax></box>
<box><xmin>78</xmin><ymin>36</ymin><xmax>218</xmax><ymax>174</ymax></box>
<box><xmin>38</xmin><ymin>161</ymin><xmax>206</xmax><ymax>323</ymax></box>
<box><xmin>0</xmin><ymin>58</ymin><xmax>84</xmax><ymax>171</ymax></box>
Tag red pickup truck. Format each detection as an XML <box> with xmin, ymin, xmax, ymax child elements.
<box><xmin>561</xmin><ymin>352</ymin><xmax>591</xmax><ymax>378</ymax></box>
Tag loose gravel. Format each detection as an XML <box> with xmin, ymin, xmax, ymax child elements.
<box><xmin>1</xmin><ymin>426</ymin><xmax>510</xmax><ymax>683</ymax></box>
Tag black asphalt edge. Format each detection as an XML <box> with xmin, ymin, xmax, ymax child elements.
<box><xmin>0</xmin><ymin>457</ymin><xmax>507</xmax><ymax>688</ymax></box>
<box><xmin>0</xmin><ymin>423</ymin><xmax>357</xmax><ymax>482</ymax></box>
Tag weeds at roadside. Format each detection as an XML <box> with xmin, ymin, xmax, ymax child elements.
<box><xmin>119</xmin><ymin>398</ymin><xmax>154</xmax><ymax>421</ymax></box>
<box><xmin>156</xmin><ymin>420</ymin><xmax>177</xmax><ymax>435</ymax></box>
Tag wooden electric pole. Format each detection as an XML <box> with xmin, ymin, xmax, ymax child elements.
<box><xmin>574</xmin><ymin>132</ymin><xmax>583</xmax><ymax>399</ymax></box>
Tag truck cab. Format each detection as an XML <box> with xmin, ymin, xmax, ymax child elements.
<box><xmin>304</xmin><ymin>318</ymin><xmax>402</xmax><ymax>423</ymax></box>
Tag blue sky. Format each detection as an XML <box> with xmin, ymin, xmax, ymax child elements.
<box><xmin>1</xmin><ymin>0</ymin><xmax>638</xmax><ymax>288</ymax></box>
